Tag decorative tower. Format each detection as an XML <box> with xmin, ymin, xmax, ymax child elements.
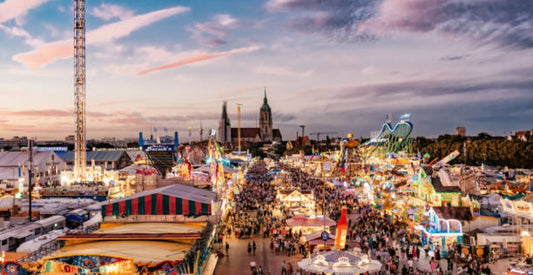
<box><xmin>217</xmin><ymin>101</ymin><xmax>231</xmax><ymax>144</ymax></box>
<box><xmin>259</xmin><ymin>88</ymin><xmax>273</xmax><ymax>142</ymax></box>
<box><xmin>74</xmin><ymin>0</ymin><xmax>86</xmax><ymax>181</ymax></box>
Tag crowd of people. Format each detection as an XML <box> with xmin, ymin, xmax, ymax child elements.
<box><xmin>218</xmin><ymin>161</ymin><xmax>495</xmax><ymax>275</ymax></box>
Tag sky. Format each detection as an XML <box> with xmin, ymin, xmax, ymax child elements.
<box><xmin>0</xmin><ymin>0</ymin><xmax>532</xmax><ymax>141</ymax></box>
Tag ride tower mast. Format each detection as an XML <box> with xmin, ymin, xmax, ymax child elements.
<box><xmin>73</xmin><ymin>0</ymin><xmax>86</xmax><ymax>181</ymax></box>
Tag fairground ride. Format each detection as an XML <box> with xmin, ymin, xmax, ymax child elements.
<box><xmin>360</xmin><ymin>114</ymin><xmax>413</xmax><ymax>158</ymax></box>
<box><xmin>332</xmin><ymin>133</ymin><xmax>360</xmax><ymax>177</ymax></box>
<box><xmin>206</xmin><ymin>130</ymin><xmax>230</xmax><ymax>167</ymax></box>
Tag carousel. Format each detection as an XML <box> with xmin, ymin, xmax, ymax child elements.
<box><xmin>297</xmin><ymin>249</ymin><xmax>382</xmax><ymax>275</ymax></box>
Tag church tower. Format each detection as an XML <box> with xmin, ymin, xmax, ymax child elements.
<box><xmin>259</xmin><ymin>88</ymin><xmax>273</xmax><ymax>142</ymax></box>
<box><xmin>217</xmin><ymin>101</ymin><xmax>231</xmax><ymax>143</ymax></box>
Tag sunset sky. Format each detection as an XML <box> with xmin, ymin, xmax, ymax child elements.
<box><xmin>0</xmin><ymin>0</ymin><xmax>532</xmax><ymax>140</ymax></box>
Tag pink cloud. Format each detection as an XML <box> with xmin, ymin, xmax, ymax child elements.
<box><xmin>88</xmin><ymin>7</ymin><xmax>190</xmax><ymax>45</ymax></box>
<box><xmin>138</xmin><ymin>46</ymin><xmax>260</xmax><ymax>75</ymax></box>
<box><xmin>12</xmin><ymin>6</ymin><xmax>190</xmax><ymax>69</ymax></box>
<box><xmin>0</xmin><ymin>0</ymin><xmax>50</xmax><ymax>24</ymax></box>
<box><xmin>12</xmin><ymin>40</ymin><xmax>71</xmax><ymax>70</ymax></box>
<box><xmin>0</xmin><ymin>109</ymin><xmax>71</xmax><ymax>118</ymax></box>
<box><xmin>360</xmin><ymin>0</ymin><xmax>446</xmax><ymax>34</ymax></box>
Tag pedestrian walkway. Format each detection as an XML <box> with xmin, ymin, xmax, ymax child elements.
<box><xmin>214</xmin><ymin>234</ymin><xmax>303</xmax><ymax>275</ymax></box>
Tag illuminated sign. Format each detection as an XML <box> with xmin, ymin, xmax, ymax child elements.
<box><xmin>143</xmin><ymin>145</ymin><xmax>175</xmax><ymax>152</ymax></box>
<box><xmin>38</xmin><ymin>146</ymin><xmax>68</xmax><ymax>152</ymax></box>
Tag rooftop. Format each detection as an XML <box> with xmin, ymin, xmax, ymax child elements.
<box><xmin>106</xmin><ymin>184</ymin><xmax>217</xmax><ymax>205</ymax></box>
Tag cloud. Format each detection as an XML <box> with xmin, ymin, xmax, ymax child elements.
<box><xmin>12</xmin><ymin>6</ymin><xmax>190</xmax><ymax>69</ymax></box>
<box><xmin>361</xmin><ymin>66</ymin><xmax>377</xmax><ymax>75</ymax></box>
<box><xmin>332</xmin><ymin>78</ymin><xmax>533</xmax><ymax>101</ymax></box>
<box><xmin>89</xmin><ymin>3</ymin><xmax>134</xmax><ymax>21</ymax></box>
<box><xmin>87</xmin><ymin>6</ymin><xmax>189</xmax><ymax>45</ymax></box>
<box><xmin>287</xmin><ymin>73</ymin><xmax>533</xmax><ymax>137</ymax></box>
<box><xmin>188</xmin><ymin>14</ymin><xmax>239</xmax><ymax>47</ymax></box>
<box><xmin>12</xmin><ymin>40</ymin><xmax>71</xmax><ymax>69</ymax></box>
<box><xmin>255</xmin><ymin>65</ymin><xmax>312</xmax><ymax>77</ymax></box>
<box><xmin>0</xmin><ymin>0</ymin><xmax>51</xmax><ymax>47</ymax></box>
<box><xmin>138</xmin><ymin>45</ymin><xmax>261</xmax><ymax>75</ymax></box>
<box><xmin>362</xmin><ymin>0</ymin><xmax>533</xmax><ymax>49</ymax></box>
<box><xmin>107</xmin><ymin>64</ymin><xmax>147</xmax><ymax>75</ymax></box>
<box><xmin>0</xmin><ymin>24</ymin><xmax>44</xmax><ymax>47</ymax></box>
<box><xmin>273</xmin><ymin>112</ymin><xmax>296</xmax><ymax>122</ymax></box>
<box><xmin>135</xmin><ymin>46</ymin><xmax>174</xmax><ymax>62</ymax></box>
<box><xmin>0</xmin><ymin>0</ymin><xmax>51</xmax><ymax>24</ymax></box>
<box><xmin>265</xmin><ymin>0</ymin><xmax>323</xmax><ymax>12</ymax></box>
<box><xmin>360</xmin><ymin>0</ymin><xmax>444</xmax><ymax>33</ymax></box>
<box><xmin>439</xmin><ymin>55</ymin><xmax>469</xmax><ymax>62</ymax></box>
<box><xmin>267</xmin><ymin>0</ymin><xmax>533</xmax><ymax>49</ymax></box>
<box><xmin>0</xmin><ymin>109</ymin><xmax>71</xmax><ymax>117</ymax></box>
<box><xmin>265</xmin><ymin>0</ymin><xmax>377</xmax><ymax>41</ymax></box>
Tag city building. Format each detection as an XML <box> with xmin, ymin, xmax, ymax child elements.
<box><xmin>0</xmin><ymin>136</ymin><xmax>29</xmax><ymax>150</ymax></box>
<box><xmin>455</xmin><ymin>126</ymin><xmax>466</xmax><ymax>137</ymax></box>
<box><xmin>217</xmin><ymin>89</ymin><xmax>282</xmax><ymax>145</ymax></box>
<box><xmin>507</xmin><ymin>129</ymin><xmax>533</xmax><ymax>142</ymax></box>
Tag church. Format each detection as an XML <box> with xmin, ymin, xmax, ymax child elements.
<box><xmin>217</xmin><ymin>89</ymin><xmax>282</xmax><ymax>144</ymax></box>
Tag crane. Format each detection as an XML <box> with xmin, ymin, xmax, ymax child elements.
<box><xmin>309</xmin><ymin>131</ymin><xmax>338</xmax><ymax>142</ymax></box>
<box><xmin>299</xmin><ymin>125</ymin><xmax>305</xmax><ymax>137</ymax></box>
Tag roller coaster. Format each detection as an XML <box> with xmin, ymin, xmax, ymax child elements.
<box><xmin>361</xmin><ymin>114</ymin><xmax>413</xmax><ymax>157</ymax></box>
<box><xmin>331</xmin><ymin>114</ymin><xmax>414</xmax><ymax>177</ymax></box>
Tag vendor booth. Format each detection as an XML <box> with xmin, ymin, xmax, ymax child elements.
<box><xmin>415</xmin><ymin>207</ymin><xmax>464</xmax><ymax>254</ymax></box>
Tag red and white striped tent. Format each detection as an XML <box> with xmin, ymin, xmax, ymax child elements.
<box><xmin>101</xmin><ymin>184</ymin><xmax>216</xmax><ymax>218</ymax></box>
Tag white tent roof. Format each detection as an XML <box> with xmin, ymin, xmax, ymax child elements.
<box><xmin>0</xmin><ymin>197</ymin><xmax>20</xmax><ymax>210</ymax></box>
<box><xmin>0</xmin><ymin>167</ymin><xmax>20</xmax><ymax>180</ymax></box>
<box><xmin>0</xmin><ymin>151</ymin><xmax>66</xmax><ymax>178</ymax></box>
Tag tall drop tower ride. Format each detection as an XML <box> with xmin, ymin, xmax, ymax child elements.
<box><xmin>73</xmin><ymin>0</ymin><xmax>86</xmax><ymax>180</ymax></box>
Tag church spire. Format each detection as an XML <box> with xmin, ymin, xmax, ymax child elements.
<box><xmin>263</xmin><ymin>86</ymin><xmax>268</xmax><ymax>105</ymax></box>
<box><xmin>259</xmin><ymin>86</ymin><xmax>273</xmax><ymax>142</ymax></box>
<box><xmin>221</xmin><ymin>101</ymin><xmax>228</xmax><ymax>119</ymax></box>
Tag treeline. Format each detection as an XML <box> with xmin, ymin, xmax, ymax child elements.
<box><xmin>413</xmin><ymin>133</ymin><xmax>533</xmax><ymax>169</ymax></box>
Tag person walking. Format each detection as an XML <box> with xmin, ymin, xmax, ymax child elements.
<box><xmin>253</xmin><ymin>241</ymin><xmax>257</xmax><ymax>256</ymax></box>
<box><xmin>447</xmin><ymin>255</ymin><xmax>453</xmax><ymax>272</ymax></box>
<box><xmin>248</xmin><ymin>242</ymin><xmax>252</xmax><ymax>255</ymax></box>
<box><xmin>250</xmin><ymin>259</ymin><xmax>256</xmax><ymax>273</ymax></box>
<box><xmin>225</xmin><ymin>242</ymin><xmax>229</xmax><ymax>257</ymax></box>
<box><xmin>281</xmin><ymin>260</ymin><xmax>287</xmax><ymax>275</ymax></box>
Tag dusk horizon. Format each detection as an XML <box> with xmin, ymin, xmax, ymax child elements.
<box><xmin>0</xmin><ymin>0</ymin><xmax>532</xmax><ymax>140</ymax></box>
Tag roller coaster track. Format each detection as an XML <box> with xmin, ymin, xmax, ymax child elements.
<box><xmin>362</xmin><ymin>121</ymin><xmax>413</xmax><ymax>155</ymax></box>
